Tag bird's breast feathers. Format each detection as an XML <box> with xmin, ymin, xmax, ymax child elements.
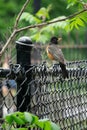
<box><xmin>46</xmin><ymin>46</ymin><xmax>55</xmax><ymax>60</ymax></box>
<box><xmin>46</xmin><ymin>45</ymin><xmax>65</xmax><ymax>64</ymax></box>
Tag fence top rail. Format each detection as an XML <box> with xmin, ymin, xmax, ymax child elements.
<box><xmin>34</xmin><ymin>44</ymin><xmax>87</xmax><ymax>49</ymax></box>
<box><xmin>0</xmin><ymin>60</ymin><xmax>87</xmax><ymax>83</ymax></box>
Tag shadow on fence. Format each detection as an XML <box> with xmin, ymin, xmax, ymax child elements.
<box><xmin>0</xmin><ymin>37</ymin><xmax>87</xmax><ymax>130</ymax></box>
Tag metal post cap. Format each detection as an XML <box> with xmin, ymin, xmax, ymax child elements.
<box><xmin>16</xmin><ymin>36</ymin><xmax>34</xmax><ymax>47</ymax></box>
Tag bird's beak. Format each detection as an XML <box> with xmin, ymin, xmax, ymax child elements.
<box><xmin>58</xmin><ymin>37</ymin><xmax>62</xmax><ymax>42</ymax></box>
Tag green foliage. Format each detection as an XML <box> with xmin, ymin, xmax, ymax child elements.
<box><xmin>20</xmin><ymin>12</ymin><xmax>41</xmax><ymax>24</ymax></box>
<box><xmin>41</xmin><ymin>0</ymin><xmax>70</xmax><ymax>17</ymax></box>
<box><xmin>36</xmin><ymin>7</ymin><xmax>50</xmax><ymax>20</ymax></box>
<box><xmin>20</xmin><ymin>6</ymin><xmax>69</xmax><ymax>43</ymax></box>
<box><xmin>65</xmin><ymin>0</ymin><xmax>87</xmax><ymax>31</ymax></box>
<box><xmin>0</xmin><ymin>0</ymin><xmax>87</xmax><ymax>44</ymax></box>
<box><xmin>2</xmin><ymin>111</ymin><xmax>60</xmax><ymax>130</ymax></box>
<box><xmin>66</xmin><ymin>12</ymin><xmax>87</xmax><ymax>31</ymax></box>
<box><xmin>19</xmin><ymin>5</ymin><xmax>55</xmax><ymax>43</ymax></box>
<box><xmin>19</xmin><ymin>1</ymin><xmax>87</xmax><ymax>44</ymax></box>
<box><xmin>66</xmin><ymin>0</ymin><xmax>83</xmax><ymax>9</ymax></box>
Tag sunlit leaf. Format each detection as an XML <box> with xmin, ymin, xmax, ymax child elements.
<box><xmin>79</xmin><ymin>12</ymin><xmax>87</xmax><ymax>22</ymax></box>
<box><xmin>36</xmin><ymin>7</ymin><xmax>50</xmax><ymax>19</ymax></box>
<box><xmin>37</xmin><ymin>118</ymin><xmax>50</xmax><ymax>129</ymax></box>
<box><xmin>76</xmin><ymin>18</ymin><xmax>85</xmax><ymax>27</ymax></box>
<box><xmin>11</xmin><ymin>114</ymin><xmax>25</xmax><ymax>125</ymax></box>
<box><xmin>51</xmin><ymin>122</ymin><xmax>60</xmax><ymax>130</ymax></box>
<box><xmin>31</xmin><ymin>113</ymin><xmax>39</xmax><ymax>124</ymax></box>
<box><xmin>20</xmin><ymin>12</ymin><xmax>30</xmax><ymax>21</ymax></box>
<box><xmin>44</xmin><ymin>121</ymin><xmax>51</xmax><ymax>130</ymax></box>
<box><xmin>24</xmin><ymin>112</ymin><xmax>33</xmax><ymax>124</ymax></box>
<box><xmin>75</xmin><ymin>23</ymin><xmax>79</xmax><ymax>29</ymax></box>
<box><xmin>66</xmin><ymin>0</ymin><xmax>84</xmax><ymax>9</ymax></box>
<box><xmin>67</xmin><ymin>2</ymin><xmax>75</xmax><ymax>9</ymax></box>
<box><xmin>20</xmin><ymin>12</ymin><xmax>41</xmax><ymax>24</ymax></box>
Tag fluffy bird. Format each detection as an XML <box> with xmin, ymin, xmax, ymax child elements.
<box><xmin>46</xmin><ymin>36</ymin><xmax>68</xmax><ymax>78</ymax></box>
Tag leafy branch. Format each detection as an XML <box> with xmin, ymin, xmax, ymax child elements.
<box><xmin>2</xmin><ymin>111</ymin><xmax>60</xmax><ymax>130</ymax></box>
<box><xmin>0</xmin><ymin>0</ymin><xmax>87</xmax><ymax>57</ymax></box>
<box><xmin>16</xmin><ymin>8</ymin><xmax>87</xmax><ymax>33</ymax></box>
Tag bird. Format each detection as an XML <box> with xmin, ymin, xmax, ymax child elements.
<box><xmin>46</xmin><ymin>36</ymin><xmax>68</xmax><ymax>78</ymax></box>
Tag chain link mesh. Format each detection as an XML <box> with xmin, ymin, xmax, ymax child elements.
<box><xmin>0</xmin><ymin>60</ymin><xmax>87</xmax><ymax>129</ymax></box>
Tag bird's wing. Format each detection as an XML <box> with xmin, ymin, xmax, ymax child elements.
<box><xmin>47</xmin><ymin>45</ymin><xmax>65</xmax><ymax>64</ymax></box>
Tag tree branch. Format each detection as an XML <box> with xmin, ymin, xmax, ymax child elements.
<box><xmin>16</xmin><ymin>9</ymin><xmax>87</xmax><ymax>32</ymax></box>
<box><xmin>14</xmin><ymin>0</ymin><xmax>31</xmax><ymax>29</ymax></box>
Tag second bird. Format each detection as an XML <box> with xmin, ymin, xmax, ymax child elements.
<box><xmin>46</xmin><ymin>36</ymin><xmax>68</xmax><ymax>78</ymax></box>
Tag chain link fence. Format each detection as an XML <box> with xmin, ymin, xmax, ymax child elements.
<box><xmin>0</xmin><ymin>37</ymin><xmax>87</xmax><ymax>130</ymax></box>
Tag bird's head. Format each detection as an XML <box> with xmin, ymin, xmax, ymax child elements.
<box><xmin>50</xmin><ymin>36</ymin><xmax>62</xmax><ymax>45</ymax></box>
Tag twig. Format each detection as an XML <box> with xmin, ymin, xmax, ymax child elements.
<box><xmin>14</xmin><ymin>0</ymin><xmax>31</xmax><ymax>29</ymax></box>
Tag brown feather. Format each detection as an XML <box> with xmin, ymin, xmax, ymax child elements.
<box><xmin>47</xmin><ymin>45</ymin><xmax>65</xmax><ymax>64</ymax></box>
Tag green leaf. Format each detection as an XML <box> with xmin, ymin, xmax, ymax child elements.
<box><xmin>70</xmin><ymin>22</ymin><xmax>75</xmax><ymax>30</ymax></box>
<box><xmin>44</xmin><ymin>121</ymin><xmax>51</xmax><ymax>130</ymax></box>
<box><xmin>36</xmin><ymin>7</ymin><xmax>50</xmax><ymax>19</ymax></box>
<box><xmin>50</xmin><ymin>16</ymin><xmax>68</xmax><ymax>29</ymax></box>
<box><xmin>19</xmin><ymin>12</ymin><xmax>29</xmax><ymax>21</ymax></box>
<box><xmin>20</xmin><ymin>12</ymin><xmax>41</xmax><ymax>24</ymax></box>
<box><xmin>11</xmin><ymin>114</ymin><xmax>25</xmax><ymax>125</ymax></box>
<box><xmin>66</xmin><ymin>0</ymin><xmax>83</xmax><ymax>9</ymax></box>
<box><xmin>39</xmin><ymin>118</ymin><xmax>49</xmax><ymax>122</ymax></box>
<box><xmin>80</xmin><ymin>12</ymin><xmax>87</xmax><ymax>22</ymax></box>
<box><xmin>76</xmin><ymin>18</ymin><xmax>85</xmax><ymax>27</ymax></box>
<box><xmin>66</xmin><ymin>15</ymin><xmax>85</xmax><ymax>31</ymax></box>
<box><xmin>67</xmin><ymin>2</ymin><xmax>75</xmax><ymax>9</ymax></box>
<box><xmin>31</xmin><ymin>114</ymin><xmax>39</xmax><ymax>123</ymax></box>
<box><xmin>24</xmin><ymin>112</ymin><xmax>33</xmax><ymax>124</ymax></box>
<box><xmin>37</xmin><ymin>118</ymin><xmax>49</xmax><ymax>129</ymax></box>
<box><xmin>5</xmin><ymin>114</ymin><xmax>13</xmax><ymax>124</ymax></box>
<box><xmin>29</xmin><ymin>16</ymin><xmax>41</xmax><ymax>24</ymax></box>
<box><xmin>36</xmin><ymin>120</ymin><xmax>44</xmax><ymax>129</ymax></box>
<box><xmin>75</xmin><ymin>23</ymin><xmax>79</xmax><ymax>29</ymax></box>
<box><xmin>50</xmin><ymin>122</ymin><xmax>60</xmax><ymax>130</ymax></box>
<box><xmin>67</xmin><ymin>0</ymin><xmax>77</xmax><ymax>8</ymax></box>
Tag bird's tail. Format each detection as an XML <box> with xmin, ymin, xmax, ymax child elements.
<box><xmin>59</xmin><ymin>62</ymin><xmax>68</xmax><ymax>78</ymax></box>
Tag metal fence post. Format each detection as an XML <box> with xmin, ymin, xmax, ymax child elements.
<box><xmin>16</xmin><ymin>36</ymin><xmax>33</xmax><ymax>112</ymax></box>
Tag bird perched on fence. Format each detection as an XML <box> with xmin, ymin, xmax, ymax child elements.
<box><xmin>46</xmin><ymin>36</ymin><xmax>68</xmax><ymax>78</ymax></box>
